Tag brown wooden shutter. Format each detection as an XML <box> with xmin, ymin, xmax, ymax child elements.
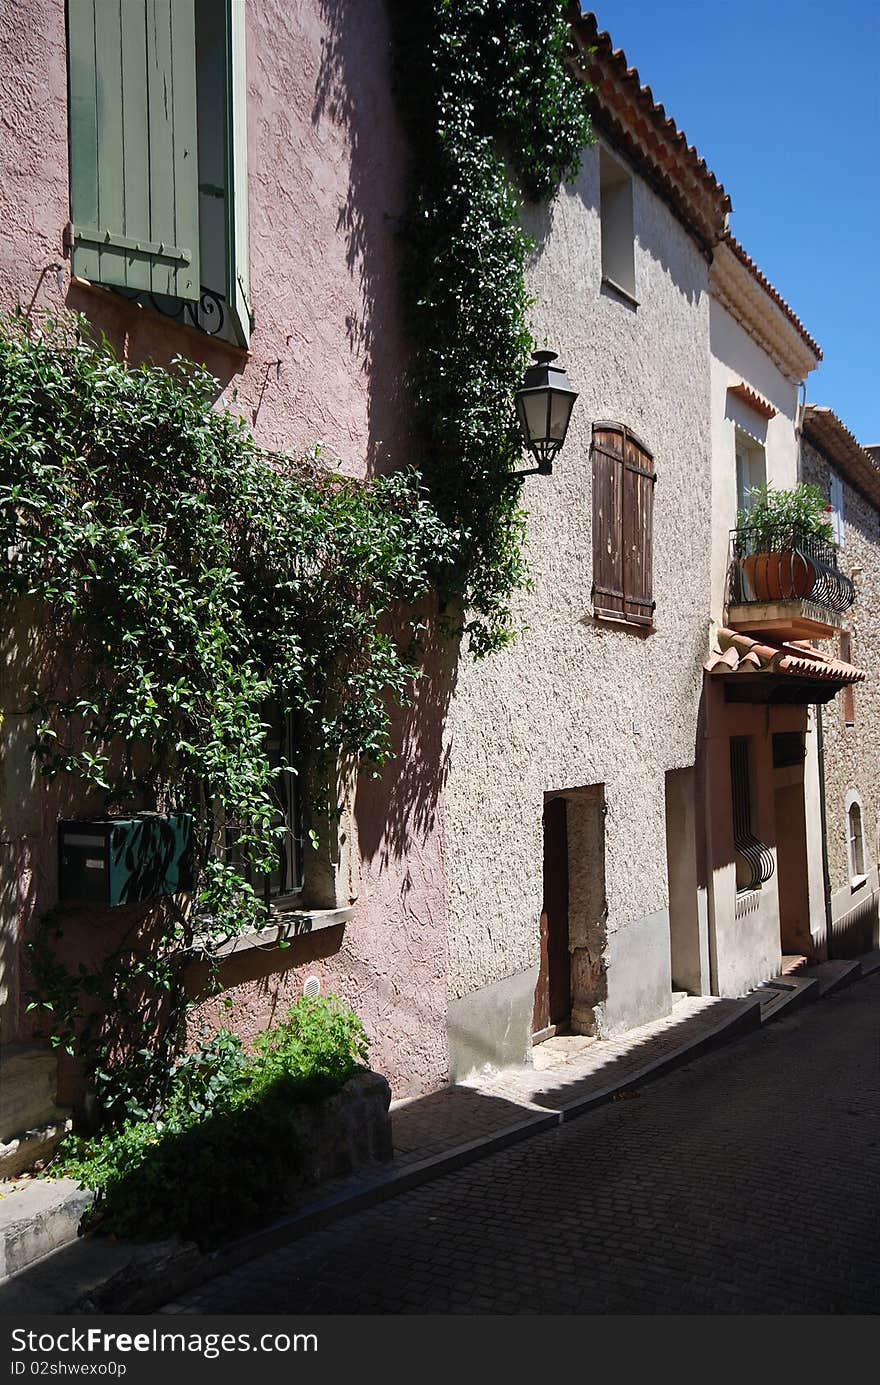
<box><xmin>622</xmin><ymin>431</ymin><xmax>656</xmax><ymax>624</ymax></box>
<box><xmin>591</xmin><ymin>423</ymin><xmax>656</xmax><ymax>626</ymax></box>
<box><xmin>591</xmin><ymin>425</ymin><xmax>625</xmax><ymax>618</ymax></box>
<box><xmin>840</xmin><ymin>631</ymin><xmax>855</xmax><ymax>725</ymax></box>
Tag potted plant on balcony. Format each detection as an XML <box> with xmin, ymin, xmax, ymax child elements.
<box><xmin>735</xmin><ymin>482</ymin><xmax>835</xmax><ymax>602</ymax></box>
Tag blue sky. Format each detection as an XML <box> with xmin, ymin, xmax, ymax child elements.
<box><xmin>591</xmin><ymin>1</ymin><xmax>880</xmax><ymax>444</ymax></box>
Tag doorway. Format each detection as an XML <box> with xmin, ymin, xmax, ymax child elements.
<box><xmin>774</xmin><ymin>781</ymin><xmax>813</xmax><ymax>959</ymax></box>
<box><xmin>532</xmin><ymin>796</ymin><xmax>571</xmax><ymax>1041</ymax></box>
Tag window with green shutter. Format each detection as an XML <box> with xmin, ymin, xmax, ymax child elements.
<box><xmin>66</xmin><ymin>0</ymin><xmax>251</xmax><ymax>347</ymax></box>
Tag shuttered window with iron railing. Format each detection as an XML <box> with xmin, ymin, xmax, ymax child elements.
<box><xmin>730</xmin><ymin>736</ymin><xmax>774</xmax><ymax>893</ymax></box>
<box><xmin>591</xmin><ymin>422</ymin><xmax>656</xmax><ymax>627</ymax></box>
<box><xmin>66</xmin><ymin>0</ymin><xmax>251</xmax><ymax>346</ymax></box>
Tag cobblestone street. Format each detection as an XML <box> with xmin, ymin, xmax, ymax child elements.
<box><xmin>168</xmin><ymin>972</ymin><xmax>880</xmax><ymax>1315</ymax></box>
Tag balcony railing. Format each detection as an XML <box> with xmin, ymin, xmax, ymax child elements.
<box><xmin>728</xmin><ymin>524</ymin><xmax>855</xmax><ymax>615</ymax></box>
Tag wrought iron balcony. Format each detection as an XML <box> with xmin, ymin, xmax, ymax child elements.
<box><xmin>726</xmin><ymin>523</ymin><xmax>855</xmax><ymax>640</ymax></box>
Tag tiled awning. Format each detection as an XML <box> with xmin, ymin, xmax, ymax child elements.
<box><xmin>705</xmin><ymin>628</ymin><xmax>866</xmax><ymax>704</ymax></box>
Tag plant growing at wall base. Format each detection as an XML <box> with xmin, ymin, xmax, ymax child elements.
<box><xmin>52</xmin><ymin>995</ymin><xmax>370</xmax><ymax>1244</ymax></box>
<box><xmin>389</xmin><ymin>1</ymin><xmax>593</xmax><ymax>655</ymax></box>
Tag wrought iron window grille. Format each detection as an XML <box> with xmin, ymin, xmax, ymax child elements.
<box><xmin>111</xmin><ymin>283</ymin><xmax>228</xmax><ymax>339</ymax></box>
<box><xmin>730</xmin><ymin>737</ymin><xmax>774</xmax><ymax>892</ymax></box>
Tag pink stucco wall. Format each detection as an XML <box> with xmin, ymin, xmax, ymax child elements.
<box><xmin>0</xmin><ymin>0</ymin><xmax>449</xmax><ymax>1097</ymax></box>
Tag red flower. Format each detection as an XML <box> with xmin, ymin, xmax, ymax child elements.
<box><xmin>825</xmin><ymin>504</ymin><xmax>833</xmax><ymax>511</ymax></box>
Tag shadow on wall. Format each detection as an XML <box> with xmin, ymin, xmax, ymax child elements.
<box><xmin>65</xmin><ymin>281</ymin><xmax>244</xmax><ymax>403</ymax></box>
<box><xmin>356</xmin><ymin>608</ymin><xmax>459</xmax><ymax>872</ymax></box>
<box><xmin>314</xmin><ymin>0</ymin><xmax>414</xmax><ymax>477</ymax></box>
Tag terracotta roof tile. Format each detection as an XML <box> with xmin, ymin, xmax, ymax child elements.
<box><xmin>706</xmin><ymin>628</ymin><xmax>865</xmax><ymax>685</ymax></box>
<box><xmin>802</xmin><ymin>405</ymin><xmax>880</xmax><ymax>509</ymax></box>
<box><xmin>567</xmin><ymin>9</ymin><xmax>731</xmax><ymax>250</ymax></box>
<box><xmin>725</xmin><ymin>235</ymin><xmax>822</xmax><ymax>360</ymax></box>
<box><xmin>727</xmin><ymin>382</ymin><xmax>776</xmax><ymax>420</ymax></box>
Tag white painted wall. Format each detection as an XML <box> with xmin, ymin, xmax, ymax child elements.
<box><xmin>708</xmin><ymin>296</ymin><xmax>802</xmax><ymax>624</ymax></box>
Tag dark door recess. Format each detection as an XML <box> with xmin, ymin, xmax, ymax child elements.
<box><xmin>532</xmin><ymin>796</ymin><xmax>571</xmax><ymax>1040</ymax></box>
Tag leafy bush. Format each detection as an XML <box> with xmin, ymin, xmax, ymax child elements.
<box><xmin>51</xmin><ymin>995</ymin><xmax>370</xmax><ymax>1244</ymax></box>
<box><xmin>0</xmin><ymin>309</ymin><xmax>452</xmax><ymax>1105</ymax></box>
<box><xmin>737</xmin><ymin>482</ymin><xmax>836</xmax><ymax>546</ymax></box>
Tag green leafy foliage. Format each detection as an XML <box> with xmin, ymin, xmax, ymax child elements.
<box><xmin>2</xmin><ymin>5</ymin><xmax>591</xmax><ymax>1138</ymax></box>
<box><xmin>0</xmin><ymin>311</ymin><xmax>451</xmax><ymax>1110</ymax></box>
<box><xmin>737</xmin><ymin>482</ymin><xmax>836</xmax><ymax>545</ymax></box>
<box><xmin>51</xmin><ymin>995</ymin><xmax>369</xmax><ymax>1244</ymax></box>
<box><xmin>390</xmin><ymin>1</ymin><xmax>593</xmax><ymax>653</ymax></box>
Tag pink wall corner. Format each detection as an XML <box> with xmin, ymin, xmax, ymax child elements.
<box><xmin>1</xmin><ymin>0</ymin><xmax>451</xmax><ymax>1096</ymax></box>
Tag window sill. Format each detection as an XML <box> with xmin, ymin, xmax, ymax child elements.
<box><xmin>591</xmin><ymin>606</ymin><xmax>655</xmax><ymax>634</ymax></box>
<box><xmin>601</xmin><ymin>275</ymin><xmax>639</xmax><ymax>309</ymax></box>
<box><xmin>191</xmin><ymin>906</ymin><xmax>354</xmax><ymax>960</ymax></box>
<box><xmin>850</xmin><ymin>874</ymin><xmax>868</xmax><ymax>893</ymax></box>
<box><xmin>69</xmin><ymin>276</ymin><xmax>252</xmax><ymax>361</ymax></box>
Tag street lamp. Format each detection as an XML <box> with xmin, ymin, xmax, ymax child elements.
<box><xmin>513</xmin><ymin>349</ymin><xmax>579</xmax><ymax>476</ymax></box>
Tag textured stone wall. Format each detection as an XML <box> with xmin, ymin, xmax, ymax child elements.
<box><xmin>0</xmin><ymin>0</ymin><xmax>449</xmax><ymax>1098</ymax></box>
<box><xmin>442</xmin><ymin>138</ymin><xmax>713</xmax><ymax>1041</ymax></box>
<box><xmin>801</xmin><ymin>441</ymin><xmax>880</xmax><ymax>900</ymax></box>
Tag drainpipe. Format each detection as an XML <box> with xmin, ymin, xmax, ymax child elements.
<box><xmin>816</xmin><ymin>704</ymin><xmax>833</xmax><ymax>960</ymax></box>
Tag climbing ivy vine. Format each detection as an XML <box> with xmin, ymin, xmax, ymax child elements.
<box><xmin>0</xmin><ymin>313</ymin><xmax>454</xmax><ymax>1115</ymax></box>
<box><xmin>390</xmin><ymin>0</ymin><xmax>593</xmax><ymax>653</ymax></box>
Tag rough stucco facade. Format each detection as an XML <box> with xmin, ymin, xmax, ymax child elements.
<box><xmin>443</xmin><ymin>132</ymin><xmax>715</xmax><ymax>1076</ymax></box>
<box><xmin>2</xmin><ymin>1</ymin><xmax>875</xmax><ymax>1173</ymax></box>
<box><xmin>0</xmin><ymin>0</ymin><xmax>450</xmax><ymax>1153</ymax></box>
<box><xmin>801</xmin><ymin>423</ymin><xmax>880</xmax><ymax>954</ymax></box>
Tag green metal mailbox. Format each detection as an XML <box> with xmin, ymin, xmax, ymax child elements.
<box><xmin>58</xmin><ymin>814</ymin><xmax>195</xmax><ymax>906</ymax></box>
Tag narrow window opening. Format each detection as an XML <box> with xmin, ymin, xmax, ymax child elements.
<box><xmin>847</xmin><ymin>799</ymin><xmax>865</xmax><ymax>884</ymax></box>
<box><xmin>735</xmin><ymin>429</ymin><xmax>767</xmax><ymax>517</ymax></box>
<box><xmin>226</xmin><ymin>702</ymin><xmax>303</xmax><ymax>911</ymax></box>
<box><xmin>599</xmin><ymin>146</ymin><xmax>635</xmax><ymax>301</ymax></box>
<box><xmin>830</xmin><ymin>472</ymin><xmax>845</xmax><ymax>547</ymax></box>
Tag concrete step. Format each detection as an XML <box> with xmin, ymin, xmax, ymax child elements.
<box><xmin>756</xmin><ymin>974</ymin><xmax>820</xmax><ymax>1023</ymax></box>
<box><xmin>0</xmin><ymin>1178</ymin><xmax>94</xmax><ymax>1282</ymax></box>
<box><xmin>0</xmin><ymin>1046</ymin><xmax>60</xmax><ymax>1140</ymax></box>
<box><xmin>802</xmin><ymin>958</ymin><xmax>863</xmax><ymax>997</ymax></box>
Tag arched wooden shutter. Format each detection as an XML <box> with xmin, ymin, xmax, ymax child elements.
<box><xmin>67</xmin><ymin>0</ymin><xmax>200</xmax><ymax>301</ymax></box>
<box><xmin>591</xmin><ymin>422</ymin><xmax>656</xmax><ymax>626</ymax></box>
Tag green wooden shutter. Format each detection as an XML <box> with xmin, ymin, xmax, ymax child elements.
<box><xmin>224</xmin><ymin>0</ymin><xmax>251</xmax><ymax>345</ymax></box>
<box><xmin>67</xmin><ymin>0</ymin><xmax>200</xmax><ymax>301</ymax></box>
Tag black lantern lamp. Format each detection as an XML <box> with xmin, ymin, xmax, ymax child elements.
<box><xmin>513</xmin><ymin>349</ymin><xmax>578</xmax><ymax>476</ymax></box>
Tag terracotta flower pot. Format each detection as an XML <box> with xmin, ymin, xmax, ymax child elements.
<box><xmin>741</xmin><ymin>549</ymin><xmax>817</xmax><ymax>602</ymax></box>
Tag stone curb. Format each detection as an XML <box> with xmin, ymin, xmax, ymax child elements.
<box><xmin>557</xmin><ymin>992</ymin><xmax>765</xmax><ymax>1121</ymax></box>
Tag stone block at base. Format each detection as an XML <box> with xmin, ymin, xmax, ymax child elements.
<box><xmin>0</xmin><ymin>1178</ymin><xmax>94</xmax><ymax>1281</ymax></box>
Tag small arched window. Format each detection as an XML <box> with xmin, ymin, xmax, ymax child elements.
<box><xmin>846</xmin><ymin>792</ymin><xmax>866</xmax><ymax>885</ymax></box>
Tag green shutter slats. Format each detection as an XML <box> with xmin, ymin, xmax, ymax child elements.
<box><xmin>67</xmin><ymin>0</ymin><xmax>200</xmax><ymax>301</ymax></box>
<box><xmin>67</xmin><ymin>0</ymin><xmax>100</xmax><ymax>283</ymax></box>
<box><xmin>225</xmin><ymin>0</ymin><xmax>251</xmax><ymax>345</ymax></box>
<box><xmin>119</xmin><ymin>0</ymin><xmax>151</xmax><ymax>291</ymax></box>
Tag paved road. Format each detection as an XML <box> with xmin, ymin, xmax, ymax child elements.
<box><xmin>172</xmin><ymin>973</ymin><xmax>880</xmax><ymax>1314</ymax></box>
